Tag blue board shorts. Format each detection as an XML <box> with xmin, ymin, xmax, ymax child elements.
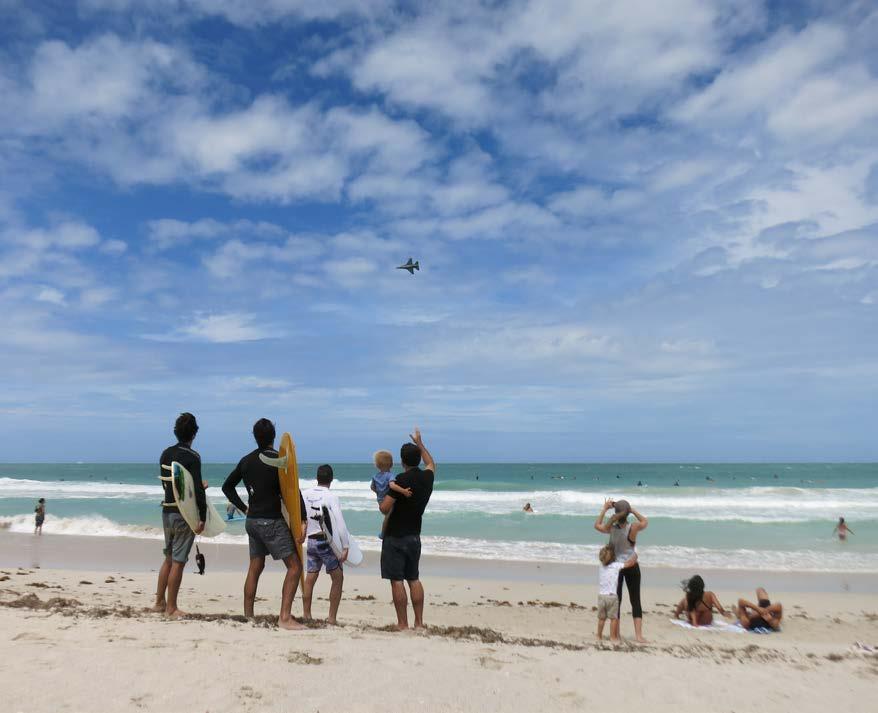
<box><xmin>162</xmin><ymin>510</ymin><xmax>195</xmax><ymax>563</ymax></box>
<box><xmin>245</xmin><ymin>517</ymin><xmax>294</xmax><ymax>561</ymax></box>
<box><xmin>307</xmin><ymin>537</ymin><xmax>341</xmax><ymax>573</ymax></box>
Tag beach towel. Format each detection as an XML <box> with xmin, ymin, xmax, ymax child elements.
<box><xmin>670</xmin><ymin>618</ymin><xmax>778</xmax><ymax>634</ymax></box>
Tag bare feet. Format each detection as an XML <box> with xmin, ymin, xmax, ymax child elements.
<box><xmin>278</xmin><ymin>617</ymin><xmax>306</xmax><ymax>631</ymax></box>
<box><xmin>327</xmin><ymin>618</ymin><xmax>337</xmax><ymax>626</ymax></box>
<box><xmin>634</xmin><ymin>637</ymin><xmax>649</xmax><ymax>644</ymax></box>
<box><xmin>609</xmin><ymin>637</ymin><xmax>621</xmax><ymax>643</ymax></box>
<box><xmin>150</xmin><ymin>602</ymin><xmax>166</xmax><ymax>613</ymax></box>
<box><xmin>165</xmin><ymin>608</ymin><xmax>188</xmax><ymax>619</ymax></box>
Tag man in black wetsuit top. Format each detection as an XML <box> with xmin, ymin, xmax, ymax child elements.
<box><xmin>153</xmin><ymin>412</ymin><xmax>207</xmax><ymax>618</ymax></box>
<box><xmin>223</xmin><ymin>418</ymin><xmax>307</xmax><ymax>630</ymax></box>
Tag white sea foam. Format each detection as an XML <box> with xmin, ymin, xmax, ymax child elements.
<box><xmin>4</xmin><ymin>476</ymin><xmax>876</xmax><ymax>523</ymax></box>
<box><xmin>2</xmin><ymin>513</ymin><xmax>876</xmax><ymax>573</ymax></box>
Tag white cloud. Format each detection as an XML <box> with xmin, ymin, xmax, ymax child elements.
<box><xmin>35</xmin><ymin>286</ymin><xmax>65</xmax><ymax>305</ymax></box>
<box><xmin>143</xmin><ymin>312</ymin><xmax>279</xmax><ymax>343</ymax></box>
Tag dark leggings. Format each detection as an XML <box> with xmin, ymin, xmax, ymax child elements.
<box><xmin>616</xmin><ymin>563</ymin><xmax>643</xmax><ymax>619</ymax></box>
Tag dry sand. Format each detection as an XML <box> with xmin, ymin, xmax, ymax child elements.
<box><xmin>2</xmin><ymin>532</ymin><xmax>877</xmax><ymax>712</ymax></box>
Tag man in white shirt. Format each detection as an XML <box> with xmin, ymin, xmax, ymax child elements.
<box><xmin>301</xmin><ymin>464</ymin><xmax>349</xmax><ymax>624</ymax></box>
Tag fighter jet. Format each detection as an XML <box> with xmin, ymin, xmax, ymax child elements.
<box><xmin>396</xmin><ymin>258</ymin><xmax>420</xmax><ymax>275</ymax></box>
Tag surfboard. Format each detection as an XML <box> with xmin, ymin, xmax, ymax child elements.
<box><xmin>321</xmin><ymin>504</ymin><xmax>363</xmax><ymax>567</ymax></box>
<box><xmin>161</xmin><ymin>462</ymin><xmax>226</xmax><ymax>538</ymax></box>
<box><xmin>277</xmin><ymin>432</ymin><xmax>305</xmax><ymax>587</ymax></box>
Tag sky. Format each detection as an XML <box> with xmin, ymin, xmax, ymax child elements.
<box><xmin>0</xmin><ymin>0</ymin><xmax>876</xmax><ymax>462</ymax></box>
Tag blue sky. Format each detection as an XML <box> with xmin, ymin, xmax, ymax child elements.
<box><xmin>0</xmin><ymin>0</ymin><xmax>876</xmax><ymax>462</ymax></box>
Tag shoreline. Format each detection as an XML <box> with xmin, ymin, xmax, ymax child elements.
<box><xmin>3</xmin><ymin>531</ymin><xmax>877</xmax><ymax>593</ymax></box>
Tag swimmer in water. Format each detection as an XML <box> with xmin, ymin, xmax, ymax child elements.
<box><xmin>523</xmin><ymin>502</ymin><xmax>534</xmax><ymax>513</ymax></box>
<box><xmin>833</xmin><ymin>517</ymin><xmax>853</xmax><ymax>541</ymax></box>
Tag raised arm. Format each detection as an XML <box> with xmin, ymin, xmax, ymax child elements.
<box><xmin>594</xmin><ymin>499</ymin><xmax>613</xmax><ymax>533</ymax></box>
<box><xmin>411</xmin><ymin>428</ymin><xmax>435</xmax><ymax>472</ymax></box>
<box><xmin>629</xmin><ymin>507</ymin><xmax>649</xmax><ymax>535</ymax></box>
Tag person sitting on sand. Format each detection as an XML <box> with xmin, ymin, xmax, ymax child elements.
<box><xmin>379</xmin><ymin>428</ymin><xmax>435</xmax><ymax>630</ymax></box>
<box><xmin>153</xmin><ymin>412</ymin><xmax>206</xmax><ymax>619</ymax></box>
<box><xmin>371</xmin><ymin>450</ymin><xmax>412</xmax><ymax>537</ymax></box>
<box><xmin>523</xmin><ymin>502</ymin><xmax>534</xmax><ymax>513</ymax></box>
<box><xmin>833</xmin><ymin>517</ymin><xmax>853</xmax><ymax>541</ymax></box>
<box><xmin>222</xmin><ymin>418</ymin><xmax>307</xmax><ymax>631</ymax></box>
<box><xmin>301</xmin><ymin>465</ymin><xmax>350</xmax><ymax>625</ymax></box>
<box><xmin>597</xmin><ymin>544</ymin><xmax>638</xmax><ymax>642</ymax></box>
<box><xmin>735</xmin><ymin>588</ymin><xmax>783</xmax><ymax>631</ymax></box>
<box><xmin>34</xmin><ymin>498</ymin><xmax>45</xmax><ymax>535</ymax></box>
<box><xmin>674</xmin><ymin>575</ymin><xmax>729</xmax><ymax>626</ymax></box>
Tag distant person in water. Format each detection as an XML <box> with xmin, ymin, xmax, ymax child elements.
<box><xmin>673</xmin><ymin>480</ymin><xmax>680</xmax><ymax>487</ymax></box>
<box><xmin>674</xmin><ymin>575</ymin><xmax>729</xmax><ymax>626</ymax></box>
<box><xmin>735</xmin><ymin>588</ymin><xmax>783</xmax><ymax>631</ymax></box>
<box><xmin>523</xmin><ymin>502</ymin><xmax>534</xmax><ymax>513</ymax></box>
<box><xmin>222</xmin><ymin>418</ymin><xmax>307</xmax><ymax>631</ymax></box>
<box><xmin>34</xmin><ymin>498</ymin><xmax>45</xmax><ymax>535</ymax></box>
<box><xmin>226</xmin><ymin>503</ymin><xmax>239</xmax><ymax>520</ymax></box>
<box><xmin>833</xmin><ymin>517</ymin><xmax>853</xmax><ymax>541</ymax></box>
<box><xmin>154</xmin><ymin>412</ymin><xmax>207</xmax><ymax>619</ymax></box>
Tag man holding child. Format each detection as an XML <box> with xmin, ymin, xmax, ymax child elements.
<box><xmin>379</xmin><ymin>429</ymin><xmax>435</xmax><ymax>630</ymax></box>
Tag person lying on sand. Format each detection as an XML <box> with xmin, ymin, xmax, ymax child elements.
<box><xmin>674</xmin><ymin>575</ymin><xmax>729</xmax><ymax>626</ymax></box>
<box><xmin>735</xmin><ymin>588</ymin><xmax>783</xmax><ymax>631</ymax></box>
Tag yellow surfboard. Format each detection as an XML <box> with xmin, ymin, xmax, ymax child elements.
<box><xmin>278</xmin><ymin>432</ymin><xmax>305</xmax><ymax>588</ymax></box>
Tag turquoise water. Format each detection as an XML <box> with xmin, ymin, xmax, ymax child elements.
<box><xmin>1</xmin><ymin>463</ymin><xmax>875</xmax><ymax>572</ymax></box>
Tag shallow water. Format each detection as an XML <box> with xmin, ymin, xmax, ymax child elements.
<box><xmin>1</xmin><ymin>462</ymin><xmax>875</xmax><ymax>572</ymax></box>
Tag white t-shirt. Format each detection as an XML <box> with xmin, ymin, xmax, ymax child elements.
<box><xmin>302</xmin><ymin>485</ymin><xmax>349</xmax><ymax>546</ymax></box>
<box><xmin>598</xmin><ymin>561</ymin><xmax>624</xmax><ymax>596</ymax></box>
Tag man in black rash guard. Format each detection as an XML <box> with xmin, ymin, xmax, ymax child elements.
<box><xmin>153</xmin><ymin>412</ymin><xmax>206</xmax><ymax>619</ymax></box>
<box><xmin>223</xmin><ymin>418</ymin><xmax>307</xmax><ymax>630</ymax></box>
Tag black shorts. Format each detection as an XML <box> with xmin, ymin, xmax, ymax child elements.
<box><xmin>380</xmin><ymin>534</ymin><xmax>421</xmax><ymax>581</ymax></box>
<box><xmin>245</xmin><ymin>517</ymin><xmax>294</xmax><ymax>561</ymax></box>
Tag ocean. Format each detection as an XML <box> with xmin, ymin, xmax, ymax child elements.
<box><xmin>1</xmin><ymin>463</ymin><xmax>875</xmax><ymax>573</ymax></box>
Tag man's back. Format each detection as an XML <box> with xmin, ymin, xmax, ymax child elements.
<box><xmin>159</xmin><ymin>443</ymin><xmax>204</xmax><ymax>517</ymax></box>
<box><xmin>385</xmin><ymin>468</ymin><xmax>434</xmax><ymax>538</ymax></box>
<box><xmin>224</xmin><ymin>448</ymin><xmax>283</xmax><ymax>519</ymax></box>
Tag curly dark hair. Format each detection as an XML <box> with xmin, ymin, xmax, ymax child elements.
<box><xmin>684</xmin><ymin>575</ymin><xmax>705</xmax><ymax>612</ymax></box>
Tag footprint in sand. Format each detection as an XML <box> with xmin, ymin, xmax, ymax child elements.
<box><xmin>477</xmin><ymin>655</ymin><xmax>507</xmax><ymax>670</ymax></box>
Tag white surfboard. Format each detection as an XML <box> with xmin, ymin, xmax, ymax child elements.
<box><xmin>321</xmin><ymin>505</ymin><xmax>363</xmax><ymax>567</ymax></box>
<box><xmin>161</xmin><ymin>462</ymin><xmax>226</xmax><ymax>538</ymax></box>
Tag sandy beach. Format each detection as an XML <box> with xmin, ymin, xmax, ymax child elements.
<box><xmin>2</xmin><ymin>532</ymin><xmax>877</xmax><ymax>713</ymax></box>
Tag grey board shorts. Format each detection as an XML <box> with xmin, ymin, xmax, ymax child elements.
<box><xmin>597</xmin><ymin>594</ymin><xmax>619</xmax><ymax>620</ymax></box>
<box><xmin>162</xmin><ymin>510</ymin><xmax>195</xmax><ymax>563</ymax></box>
<box><xmin>245</xmin><ymin>517</ymin><xmax>295</xmax><ymax>560</ymax></box>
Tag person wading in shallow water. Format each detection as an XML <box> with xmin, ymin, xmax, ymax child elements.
<box><xmin>594</xmin><ymin>499</ymin><xmax>649</xmax><ymax>643</ymax></box>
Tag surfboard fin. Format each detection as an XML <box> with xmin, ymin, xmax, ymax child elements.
<box><xmin>258</xmin><ymin>453</ymin><xmax>289</xmax><ymax>468</ymax></box>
